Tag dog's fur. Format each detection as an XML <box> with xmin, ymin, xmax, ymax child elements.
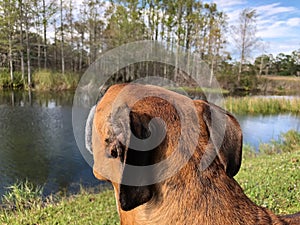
<box><xmin>87</xmin><ymin>83</ymin><xmax>300</xmax><ymax>225</ymax></box>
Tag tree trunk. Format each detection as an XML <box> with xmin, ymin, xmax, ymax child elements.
<box><xmin>53</xmin><ymin>19</ymin><xmax>58</xmax><ymax>70</ymax></box>
<box><xmin>60</xmin><ymin>0</ymin><xmax>65</xmax><ymax>75</ymax></box>
<box><xmin>80</xmin><ymin>31</ymin><xmax>84</xmax><ymax>71</ymax></box>
<box><xmin>238</xmin><ymin>59</ymin><xmax>242</xmax><ymax>83</ymax></box>
<box><xmin>7</xmin><ymin>0</ymin><xmax>14</xmax><ymax>83</ymax></box>
<box><xmin>259</xmin><ymin>56</ymin><xmax>263</xmax><ymax>77</ymax></box>
<box><xmin>9</xmin><ymin>35</ymin><xmax>13</xmax><ymax>83</ymax></box>
<box><xmin>22</xmin><ymin>0</ymin><xmax>31</xmax><ymax>87</ymax></box>
<box><xmin>19</xmin><ymin>0</ymin><xmax>25</xmax><ymax>83</ymax></box>
<box><xmin>25</xmin><ymin>20</ymin><xmax>31</xmax><ymax>87</ymax></box>
<box><xmin>69</xmin><ymin>0</ymin><xmax>74</xmax><ymax>71</ymax></box>
<box><xmin>42</xmin><ymin>0</ymin><xmax>47</xmax><ymax>69</ymax></box>
<box><xmin>38</xmin><ymin>44</ymin><xmax>41</xmax><ymax>71</ymax></box>
<box><xmin>21</xmin><ymin>0</ymin><xmax>31</xmax><ymax>87</ymax></box>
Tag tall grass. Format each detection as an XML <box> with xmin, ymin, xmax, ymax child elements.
<box><xmin>0</xmin><ymin>70</ymin><xmax>24</xmax><ymax>89</ymax></box>
<box><xmin>225</xmin><ymin>96</ymin><xmax>300</xmax><ymax>115</ymax></box>
<box><xmin>33</xmin><ymin>70</ymin><xmax>80</xmax><ymax>91</ymax></box>
<box><xmin>1</xmin><ymin>180</ymin><xmax>43</xmax><ymax>212</ymax></box>
<box><xmin>1</xmin><ymin>186</ymin><xmax>118</xmax><ymax>225</ymax></box>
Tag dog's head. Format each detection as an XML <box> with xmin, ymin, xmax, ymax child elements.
<box><xmin>85</xmin><ymin>84</ymin><xmax>242</xmax><ymax>211</ymax></box>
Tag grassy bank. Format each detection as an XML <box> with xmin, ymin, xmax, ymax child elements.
<box><xmin>1</xmin><ymin>131</ymin><xmax>299</xmax><ymax>224</ymax></box>
<box><xmin>0</xmin><ymin>70</ymin><xmax>80</xmax><ymax>91</ymax></box>
<box><xmin>224</xmin><ymin>96</ymin><xmax>300</xmax><ymax>115</ymax></box>
<box><xmin>168</xmin><ymin>86</ymin><xmax>229</xmax><ymax>97</ymax></box>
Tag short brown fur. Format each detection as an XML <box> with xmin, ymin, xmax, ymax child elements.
<box><xmin>90</xmin><ymin>83</ymin><xmax>300</xmax><ymax>225</ymax></box>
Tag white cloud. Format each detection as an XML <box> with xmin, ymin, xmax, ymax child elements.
<box><xmin>211</xmin><ymin>0</ymin><xmax>247</xmax><ymax>9</ymax></box>
<box><xmin>257</xmin><ymin>17</ymin><xmax>300</xmax><ymax>39</ymax></box>
<box><xmin>257</xmin><ymin>20</ymin><xmax>288</xmax><ymax>38</ymax></box>
<box><xmin>256</xmin><ymin>4</ymin><xmax>300</xmax><ymax>39</ymax></box>
<box><xmin>267</xmin><ymin>38</ymin><xmax>300</xmax><ymax>55</ymax></box>
<box><xmin>286</xmin><ymin>17</ymin><xmax>300</xmax><ymax>27</ymax></box>
<box><xmin>255</xmin><ymin>3</ymin><xmax>296</xmax><ymax>17</ymax></box>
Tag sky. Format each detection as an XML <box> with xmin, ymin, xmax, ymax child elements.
<box><xmin>210</xmin><ymin>0</ymin><xmax>300</xmax><ymax>58</ymax></box>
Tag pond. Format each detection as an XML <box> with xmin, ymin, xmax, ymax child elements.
<box><xmin>0</xmin><ymin>91</ymin><xmax>101</xmax><ymax>197</ymax></box>
<box><xmin>236</xmin><ymin>114</ymin><xmax>300</xmax><ymax>149</ymax></box>
<box><xmin>0</xmin><ymin>91</ymin><xmax>299</xmax><ymax>197</ymax></box>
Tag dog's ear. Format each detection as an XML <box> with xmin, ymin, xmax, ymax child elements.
<box><xmin>118</xmin><ymin>111</ymin><xmax>163</xmax><ymax>211</ymax></box>
<box><xmin>202</xmin><ymin>101</ymin><xmax>243</xmax><ymax>177</ymax></box>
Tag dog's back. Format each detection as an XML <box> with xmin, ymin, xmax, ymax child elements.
<box><xmin>281</xmin><ymin>212</ymin><xmax>300</xmax><ymax>225</ymax></box>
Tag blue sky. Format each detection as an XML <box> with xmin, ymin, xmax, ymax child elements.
<box><xmin>210</xmin><ymin>0</ymin><xmax>300</xmax><ymax>58</ymax></box>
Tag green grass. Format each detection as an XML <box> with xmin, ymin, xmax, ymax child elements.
<box><xmin>0</xmin><ymin>186</ymin><xmax>118</xmax><ymax>225</ymax></box>
<box><xmin>1</xmin><ymin>180</ymin><xmax>43</xmax><ymax>212</ymax></box>
<box><xmin>236</xmin><ymin>150</ymin><xmax>300</xmax><ymax>215</ymax></box>
<box><xmin>1</xmin><ymin>131</ymin><xmax>299</xmax><ymax>223</ymax></box>
<box><xmin>236</xmin><ymin>130</ymin><xmax>300</xmax><ymax>214</ymax></box>
<box><xmin>224</xmin><ymin>96</ymin><xmax>300</xmax><ymax>115</ymax></box>
<box><xmin>33</xmin><ymin>70</ymin><xmax>80</xmax><ymax>91</ymax></box>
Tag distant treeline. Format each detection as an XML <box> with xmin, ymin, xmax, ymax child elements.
<box><xmin>0</xmin><ymin>0</ymin><xmax>299</xmax><ymax>90</ymax></box>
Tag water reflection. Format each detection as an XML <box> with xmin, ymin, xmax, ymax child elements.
<box><xmin>0</xmin><ymin>90</ymin><xmax>75</xmax><ymax>108</ymax></box>
<box><xmin>0</xmin><ymin>91</ymin><xmax>101</xmax><ymax>197</ymax></box>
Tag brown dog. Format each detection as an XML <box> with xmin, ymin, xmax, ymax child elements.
<box><xmin>86</xmin><ymin>83</ymin><xmax>300</xmax><ymax>225</ymax></box>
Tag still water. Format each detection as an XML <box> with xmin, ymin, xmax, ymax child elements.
<box><xmin>0</xmin><ymin>91</ymin><xmax>299</xmax><ymax>197</ymax></box>
<box><xmin>0</xmin><ymin>91</ymin><xmax>100</xmax><ymax>197</ymax></box>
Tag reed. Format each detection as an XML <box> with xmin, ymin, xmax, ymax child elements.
<box><xmin>33</xmin><ymin>70</ymin><xmax>80</xmax><ymax>91</ymax></box>
<box><xmin>224</xmin><ymin>96</ymin><xmax>300</xmax><ymax>115</ymax></box>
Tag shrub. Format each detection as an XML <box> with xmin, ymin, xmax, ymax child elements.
<box><xmin>0</xmin><ymin>69</ymin><xmax>24</xmax><ymax>89</ymax></box>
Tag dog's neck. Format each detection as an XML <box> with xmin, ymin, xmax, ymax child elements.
<box><xmin>117</xmin><ymin>162</ymin><xmax>284</xmax><ymax>225</ymax></box>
